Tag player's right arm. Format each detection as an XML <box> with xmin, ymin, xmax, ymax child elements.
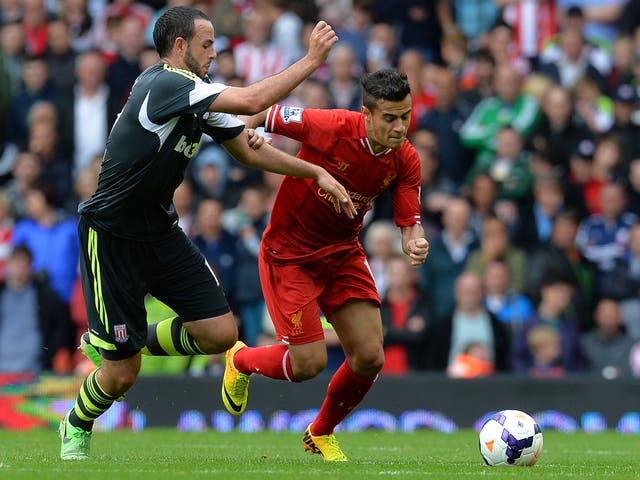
<box><xmin>208</xmin><ymin>21</ymin><xmax>338</xmax><ymax>115</ymax></box>
<box><xmin>221</xmin><ymin>131</ymin><xmax>356</xmax><ymax>218</ymax></box>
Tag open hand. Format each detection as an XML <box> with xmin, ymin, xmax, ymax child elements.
<box><xmin>316</xmin><ymin>168</ymin><xmax>357</xmax><ymax>219</ymax></box>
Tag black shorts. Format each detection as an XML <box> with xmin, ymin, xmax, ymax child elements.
<box><xmin>78</xmin><ymin>217</ymin><xmax>230</xmax><ymax>360</ymax></box>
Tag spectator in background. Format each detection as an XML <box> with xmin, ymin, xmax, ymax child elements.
<box><xmin>335</xmin><ymin>0</ymin><xmax>374</xmax><ymax>69</ymax></box>
<box><xmin>365</xmin><ymin>22</ymin><xmax>395</xmax><ymax>73</ymax></box>
<box><xmin>418</xmin><ymin>67</ymin><xmax>471</xmax><ymax>189</ymax></box>
<box><xmin>228</xmin><ymin>185</ymin><xmax>270</xmax><ymax>347</ymax></box>
<box><xmin>465</xmin><ymin>126</ymin><xmax>533</xmax><ymax>219</ymax></box>
<box><xmin>482</xmin><ymin>259</ymin><xmax>534</xmax><ymax>333</ymax></box>
<box><xmin>380</xmin><ymin>254</ymin><xmax>430</xmax><ymax>374</ymax></box>
<box><xmin>581</xmin><ymin>298</ymin><xmax>639</xmax><ymax>379</ymax></box>
<box><xmin>58</xmin><ymin>0</ymin><xmax>96</xmax><ymax>53</ymax></box>
<box><xmin>261</xmin><ymin>0</ymin><xmax>304</xmax><ymax>65</ymax></box>
<box><xmin>576</xmin><ymin>181</ymin><xmax>637</xmax><ymax>291</ymax></box>
<box><xmin>420</xmin><ymin>198</ymin><xmax>478</xmax><ymax>321</ymax></box>
<box><xmin>465</xmin><ymin>172</ymin><xmax>498</xmax><ymax>238</ymax></box>
<box><xmin>460</xmin><ymin>64</ymin><xmax>540</xmax><ymax>161</ymax></box>
<box><xmin>5</xmin><ymin>151</ymin><xmax>42</xmax><ymax>219</ymax></box>
<box><xmin>451</xmin><ymin>0</ymin><xmax>498</xmax><ymax>47</ymax></box>
<box><xmin>0</xmin><ymin>21</ymin><xmax>26</xmax><ymax>100</ymax></box>
<box><xmin>599</xmin><ymin>223</ymin><xmax>640</xmax><ymax>339</ymax></box>
<box><xmin>556</xmin><ymin>0</ymin><xmax>626</xmax><ymax>46</ymax></box>
<box><xmin>45</xmin><ymin>20</ymin><xmax>78</xmax><ymax>96</ymax></box>
<box><xmin>511</xmin><ymin>272</ymin><xmax>583</xmax><ymax>374</ymax></box>
<box><xmin>6</xmin><ymin>56</ymin><xmax>55</xmax><ymax>149</ymax></box>
<box><xmin>484</xmin><ymin>21</ymin><xmax>530</xmax><ymax>74</ymax></box>
<box><xmin>528</xmin><ymin>84</ymin><xmax>590</xmax><ymax>173</ymax></box>
<box><xmin>526</xmin><ymin>324</ymin><xmax>566</xmax><ymax>377</ymax></box>
<box><xmin>0</xmin><ymin>245</ymin><xmax>73</xmax><ymax>373</ymax></box>
<box><xmin>397</xmin><ymin>48</ymin><xmax>436</xmax><ymax>134</ymax></box>
<box><xmin>526</xmin><ymin>208</ymin><xmax>596</xmax><ymax>329</ymax></box>
<box><xmin>0</xmin><ymin>191</ymin><xmax>14</xmax><ymax>281</ymax></box>
<box><xmin>608</xmin><ymin>83</ymin><xmax>640</xmax><ymax>172</ymax></box>
<box><xmin>191</xmin><ymin>198</ymin><xmax>238</xmax><ymax>305</ymax></box>
<box><xmin>56</xmin><ymin>50</ymin><xmax>114</xmax><ymax>178</ymax></box>
<box><xmin>606</xmin><ymin>35</ymin><xmax>635</xmax><ymax>90</ymax></box>
<box><xmin>538</xmin><ymin>26</ymin><xmax>607</xmax><ymax>91</ymax></box>
<box><xmin>465</xmin><ymin>215</ymin><xmax>528</xmax><ymax>294</ymax></box>
<box><xmin>233</xmin><ymin>8</ymin><xmax>288</xmax><ymax>84</ymax></box>
<box><xmin>106</xmin><ymin>16</ymin><xmax>145</xmax><ymax>111</ymax></box>
<box><xmin>11</xmin><ymin>186</ymin><xmax>79</xmax><ymax>304</ymax></box>
<box><xmin>457</xmin><ymin>47</ymin><xmax>495</xmax><ymax>114</ymax></box>
<box><xmin>22</xmin><ymin>0</ymin><xmax>51</xmax><ymax>57</ymax></box>
<box><xmin>626</xmin><ymin>158</ymin><xmax>640</xmax><ymax>217</ymax></box>
<box><xmin>326</xmin><ymin>44</ymin><xmax>361</xmax><ymax>111</ymax></box>
<box><xmin>514</xmin><ymin>175</ymin><xmax>566</xmax><ymax>249</ymax></box>
<box><xmin>27</xmin><ymin>118</ymin><xmax>73</xmax><ymax>207</ymax></box>
<box><xmin>572</xmin><ymin>75</ymin><xmax>614</xmax><ymax>135</ymax></box>
<box><xmin>363</xmin><ymin>219</ymin><xmax>402</xmax><ymax>299</ymax></box>
<box><xmin>426</xmin><ymin>272</ymin><xmax>510</xmax><ymax>372</ymax></box>
<box><xmin>582</xmin><ymin>135</ymin><xmax>623</xmax><ymax>215</ymax></box>
<box><xmin>446</xmin><ymin>341</ymin><xmax>495</xmax><ymax>378</ymax></box>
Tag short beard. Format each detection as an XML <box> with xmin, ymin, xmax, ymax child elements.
<box><xmin>184</xmin><ymin>47</ymin><xmax>202</xmax><ymax>78</ymax></box>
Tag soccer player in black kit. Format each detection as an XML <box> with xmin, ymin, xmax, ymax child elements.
<box><xmin>59</xmin><ymin>6</ymin><xmax>355</xmax><ymax>459</ymax></box>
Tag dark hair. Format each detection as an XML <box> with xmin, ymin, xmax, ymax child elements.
<box><xmin>10</xmin><ymin>244</ymin><xmax>33</xmax><ymax>263</ymax></box>
<box><xmin>153</xmin><ymin>6</ymin><xmax>211</xmax><ymax>57</ymax></box>
<box><xmin>360</xmin><ymin>69</ymin><xmax>411</xmax><ymax>111</ymax></box>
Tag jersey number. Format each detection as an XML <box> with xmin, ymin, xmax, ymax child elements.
<box><xmin>174</xmin><ymin>135</ymin><xmax>198</xmax><ymax>159</ymax></box>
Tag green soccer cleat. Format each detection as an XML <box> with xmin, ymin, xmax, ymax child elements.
<box><xmin>59</xmin><ymin>411</ymin><xmax>92</xmax><ymax>460</ymax></box>
<box><xmin>80</xmin><ymin>332</ymin><xmax>102</xmax><ymax>368</ymax></box>
<box><xmin>303</xmin><ymin>423</ymin><xmax>348</xmax><ymax>462</ymax></box>
<box><xmin>221</xmin><ymin>341</ymin><xmax>251</xmax><ymax>415</ymax></box>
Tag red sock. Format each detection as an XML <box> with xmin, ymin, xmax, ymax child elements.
<box><xmin>312</xmin><ymin>360</ymin><xmax>376</xmax><ymax>436</ymax></box>
<box><xmin>234</xmin><ymin>344</ymin><xmax>297</xmax><ymax>381</ymax></box>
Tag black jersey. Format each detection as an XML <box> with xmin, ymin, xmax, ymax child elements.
<box><xmin>79</xmin><ymin>63</ymin><xmax>245</xmax><ymax>240</ymax></box>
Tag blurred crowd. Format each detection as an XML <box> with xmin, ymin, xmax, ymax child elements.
<box><xmin>1</xmin><ymin>0</ymin><xmax>640</xmax><ymax>379</ymax></box>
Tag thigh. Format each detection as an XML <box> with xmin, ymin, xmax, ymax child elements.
<box><xmin>258</xmin><ymin>251</ymin><xmax>324</xmax><ymax>345</ymax></box>
<box><xmin>329</xmin><ymin>300</ymin><xmax>383</xmax><ymax>360</ymax></box>
<box><xmin>149</xmin><ymin>229</ymin><xmax>230</xmax><ymax>321</ymax></box>
<box><xmin>78</xmin><ymin>218</ymin><xmax>147</xmax><ymax>358</ymax></box>
<box><xmin>318</xmin><ymin>245</ymin><xmax>381</xmax><ymax>319</ymax></box>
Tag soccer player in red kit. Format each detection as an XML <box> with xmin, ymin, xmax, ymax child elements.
<box><xmin>221</xmin><ymin>69</ymin><xmax>429</xmax><ymax>461</ymax></box>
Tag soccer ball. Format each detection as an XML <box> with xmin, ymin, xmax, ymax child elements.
<box><xmin>479</xmin><ymin>409</ymin><xmax>543</xmax><ymax>466</ymax></box>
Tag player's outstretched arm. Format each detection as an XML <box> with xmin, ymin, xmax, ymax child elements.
<box><xmin>209</xmin><ymin>21</ymin><xmax>338</xmax><ymax>115</ymax></box>
<box><xmin>222</xmin><ymin>130</ymin><xmax>356</xmax><ymax>218</ymax></box>
<box><xmin>401</xmin><ymin>224</ymin><xmax>429</xmax><ymax>266</ymax></box>
<box><xmin>239</xmin><ymin>110</ymin><xmax>268</xmax><ymax>130</ymax></box>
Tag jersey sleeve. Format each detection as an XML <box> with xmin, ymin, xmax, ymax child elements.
<box><xmin>146</xmin><ymin>69</ymin><xmax>226</xmax><ymax>123</ymax></box>
<box><xmin>264</xmin><ymin>105</ymin><xmax>347</xmax><ymax>151</ymax></box>
<box><xmin>390</xmin><ymin>146</ymin><xmax>422</xmax><ymax>228</ymax></box>
<box><xmin>203</xmin><ymin>112</ymin><xmax>246</xmax><ymax>144</ymax></box>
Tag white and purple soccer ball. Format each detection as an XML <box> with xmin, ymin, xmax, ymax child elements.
<box><xmin>479</xmin><ymin>409</ymin><xmax>543</xmax><ymax>466</ymax></box>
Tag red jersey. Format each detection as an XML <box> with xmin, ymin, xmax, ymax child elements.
<box><xmin>262</xmin><ymin>105</ymin><xmax>422</xmax><ymax>264</ymax></box>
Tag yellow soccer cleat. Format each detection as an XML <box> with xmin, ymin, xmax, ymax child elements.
<box><xmin>303</xmin><ymin>423</ymin><xmax>348</xmax><ymax>462</ymax></box>
<box><xmin>221</xmin><ymin>341</ymin><xmax>251</xmax><ymax>415</ymax></box>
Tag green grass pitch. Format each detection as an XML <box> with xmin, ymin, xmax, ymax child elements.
<box><xmin>0</xmin><ymin>429</ymin><xmax>639</xmax><ymax>479</ymax></box>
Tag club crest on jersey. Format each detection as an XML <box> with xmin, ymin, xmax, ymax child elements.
<box><xmin>280</xmin><ymin>106</ymin><xmax>303</xmax><ymax>124</ymax></box>
<box><xmin>114</xmin><ymin>324</ymin><xmax>129</xmax><ymax>343</ymax></box>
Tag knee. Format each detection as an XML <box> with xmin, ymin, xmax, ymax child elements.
<box><xmin>187</xmin><ymin>314</ymin><xmax>238</xmax><ymax>354</ymax></box>
<box><xmin>98</xmin><ymin>365</ymin><xmax>139</xmax><ymax>396</ymax></box>
<box><xmin>350</xmin><ymin>347</ymin><xmax>385</xmax><ymax>377</ymax></box>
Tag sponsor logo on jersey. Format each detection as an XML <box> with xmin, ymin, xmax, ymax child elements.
<box><xmin>336</xmin><ymin>161</ymin><xmax>350</xmax><ymax>173</ymax></box>
<box><xmin>174</xmin><ymin>135</ymin><xmax>199</xmax><ymax>158</ymax></box>
<box><xmin>114</xmin><ymin>324</ymin><xmax>129</xmax><ymax>343</ymax></box>
<box><xmin>280</xmin><ymin>106</ymin><xmax>303</xmax><ymax>124</ymax></box>
<box><xmin>317</xmin><ymin>187</ymin><xmax>376</xmax><ymax>212</ymax></box>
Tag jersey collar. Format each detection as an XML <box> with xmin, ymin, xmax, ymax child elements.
<box><xmin>359</xmin><ymin>137</ymin><xmax>393</xmax><ymax>157</ymax></box>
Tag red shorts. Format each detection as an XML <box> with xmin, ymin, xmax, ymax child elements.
<box><xmin>258</xmin><ymin>245</ymin><xmax>381</xmax><ymax>345</ymax></box>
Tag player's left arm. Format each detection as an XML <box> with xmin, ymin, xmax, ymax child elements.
<box><xmin>401</xmin><ymin>224</ymin><xmax>429</xmax><ymax>266</ymax></box>
<box><xmin>221</xmin><ymin>131</ymin><xmax>356</xmax><ymax>218</ymax></box>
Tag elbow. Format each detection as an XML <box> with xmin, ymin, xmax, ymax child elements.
<box><xmin>240</xmin><ymin>93</ymin><xmax>269</xmax><ymax>115</ymax></box>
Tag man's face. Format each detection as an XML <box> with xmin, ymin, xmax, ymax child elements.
<box><xmin>184</xmin><ymin>18</ymin><xmax>216</xmax><ymax>79</ymax></box>
<box><xmin>362</xmin><ymin>96</ymin><xmax>412</xmax><ymax>152</ymax></box>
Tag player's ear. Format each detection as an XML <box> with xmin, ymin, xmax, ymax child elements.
<box><xmin>361</xmin><ymin>105</ymin><xmax>371</xmax><ymax>118</ymax></box>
